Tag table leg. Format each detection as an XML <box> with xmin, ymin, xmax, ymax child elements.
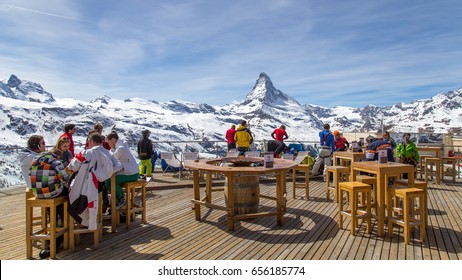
<box><xmin>376</xmin><ymin>173</ymin><xmax>386</xmax><ymax>237</ymax></box>
<box><xmin>193</xmin><ymin>171</ymin><xmax>201</xmax><ymax>220</ymax></box>
<box><xmin>305</xmin><ymin>168</ymin><xmax>310</xmax><ymax>199</ymax></box>
<box><xmin>276</xmin><ymin>171</ymin><xmax>286</xmax><ymax>226</ymax></box>
<box><xmin>225</xmin><ymin>174</ymin><xmax>235</xmax><ymax>231</ymax></box>
<box><xmin>110</xmin><ymin>174</ymin><xmax>117</xmax><ymax>233</ymax></box>
<box><xmin>205</xmin><ymin>173</ymin><xmax>212</xmax><ymax>203</ymax></box>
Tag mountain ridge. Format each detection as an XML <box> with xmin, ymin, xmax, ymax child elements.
<box><xmin>1</xmin><ymin>72</ymin><xmax>461</xmax><ymax>187</ymax></box>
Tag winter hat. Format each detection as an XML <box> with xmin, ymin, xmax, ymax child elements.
<box><xmin>231</xmin><ymin>124</ymin><xmax>236</xmax><ymax>128</ymax></box>
<box><xmin>333</xmin><ymin>130</ymin><xmax>340</xmax><ymax>136</ymax></box>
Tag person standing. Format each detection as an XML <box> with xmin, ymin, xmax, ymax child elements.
<box><xmin>60</xmin><ymin>123</ymin><xmax>76</xmax><ymax>156</ymax></box>
<box><xmin>137</xmin><ymin>129</ymin><xmax>154</xmax><ymax>178</ymax></box>
<box><xmin>312</xmin><ymin>124</ymin><xmax>335</xmax><ymax>177</ymax></box>
<box><xmin>225</xmin><ymin>124</ymin><xmax>237</xmax><ymax>151</ymax></box>
<box><xmin>234</xmin><ymin>120</ymin><xmax>253</xmax><ymax>155</ymax></box>
<box><xmin>271</xmin><ymin>125</ymin><xmax>289</xmax><ymax>157</ymax></box>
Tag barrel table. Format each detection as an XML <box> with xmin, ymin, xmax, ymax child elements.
<box><xmin>185</xmin><ymin>157</ymin><xmax>298</xmax><ymax>231</ymax></box>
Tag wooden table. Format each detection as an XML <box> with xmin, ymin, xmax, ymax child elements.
<box><xmin>417</xmin><ymin>146</ymin><xmax>442</xmax><ymax>159</ymax></box>
<box><xmin>185</xmin><ymin>158</ymin><xmax>298</xmax><ymax>231</ymax></box>
<box><xmin>333</xmin><ymin>151</ymin><xmax>365</xmax><ymax>167</ymax></box>
<box><xmin>351</xmin><ymin>161</ymin><xmax>415</xmax><ymax>237</ymax></box>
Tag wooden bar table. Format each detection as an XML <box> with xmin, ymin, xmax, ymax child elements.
<box><xmin>351</xmin><ymin>161</ymin><xmax>415</xmax><ymax>237</ymax></box>
<box><xmin>185</xmin><ymin>157</ymin><xmax>298</xmax><ymax>231</ymax></box>
<box><xmin>333</xmin><ymin>151</ymin><xmax>365</xmax><ymax>167</ymax></box>
<box><xmin>417</xmin><ymin>146</ymin><xmax>442</xmax><ymax>159</ymax></box>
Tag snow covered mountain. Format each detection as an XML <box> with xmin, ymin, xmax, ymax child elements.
<box><xmin>1</xmin><ymin>73</ymin><xmax>461</xmax><ymax>187</ymax></box>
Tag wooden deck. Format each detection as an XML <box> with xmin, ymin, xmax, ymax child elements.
<box><xmin>1</xmin><ymin>171</ymin><xmax>461</xmax><ymax>260</ymax></box>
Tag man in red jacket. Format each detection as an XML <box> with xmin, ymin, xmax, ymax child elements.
<box><xmin>60</xmin><ymin>123</ymin><xmax>76</xmax><ymax>156</ymax></box>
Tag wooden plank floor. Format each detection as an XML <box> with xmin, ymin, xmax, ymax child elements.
<box><xmin>1</xmin><ymin>173</ymin><xmax>461</xmax><ymax>260</ymax></box>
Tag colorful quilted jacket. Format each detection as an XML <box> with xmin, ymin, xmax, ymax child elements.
<box><xmin>29</xmin><ymin>152</ymin><xmax>69</xmax><ymax>198</ymax></box>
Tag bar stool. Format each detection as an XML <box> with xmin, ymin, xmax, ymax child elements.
<box><xmin>291</xmin><ymin>164</ymin><xmax>310</xmax><ymax>199</ymax></box>
<box><xmin>424</xmin><ymin>157</ymin><xmax>441</xmax><ymax>184</ymax></box>
<box><xmin>26</xmin><ymin>195</ymin><xmax>68</xmax><ymax>259</ymax></box>
<box><xmin>418</xmin><ymin>155</ymin><xmax>433</xmax><ymax>180</ymax></box>
<box><xmin>326</xmin><ymin>165</ymin><xmax>349</xmax><ymax>201</ymax></box>
<box><xmin>387</xmin><ymin>188</ymin><xmax>426</xmax><ymax>244</ymax></box>
<box><xmin>69</xmin><ymin>192</ymin><xmax>103</xmax><ymax>251</ymax></box>
<box><xmin>440</xmin><ymin>157</ymin><xmax>457</xmax><ymax>182</ymax></box>
<box><xmin>119</xmin><ymin>179</ymin><xmax>147</xmax><ymax>229</ymax></box>
<box><xmin>356</xmin><ymin>174</ymin><xmax>377</xmax><ymax>215</ymax></box>
<box><xmin>394</xmin><ymin>179</ymin><xmax>428</xmax><ymax>227</ymax></box>
<box><xmin>338</xmin><ymin>181</ymin><xmax>372</xmax><ymax>235</ymax></box>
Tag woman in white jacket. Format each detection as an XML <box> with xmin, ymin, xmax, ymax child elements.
<box><xmin>105</xmin><ymin>131</ymin><xmax>140</xmax><ymax>208</ymax></box>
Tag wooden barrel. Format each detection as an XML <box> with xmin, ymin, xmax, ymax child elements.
<box><xmin>224</xmin><ymin>175</ymin><xmax>260</xmax><ymax>214</ymax></box>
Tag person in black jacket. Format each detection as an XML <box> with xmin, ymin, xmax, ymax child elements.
<box><xmin>137</xmin><ymin>129</ymin><xmax>154</xmax><ymax>178</ymax></box>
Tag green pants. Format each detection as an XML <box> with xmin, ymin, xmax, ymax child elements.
<box><xmin>105</xmin><ymin>173</ymin><xmax>139</xmax><ymax>200</ymax></box>
<box><xmin>139</xmin><ymin>159</ymin><xmax>152</xmax><ymax>176</ymax></box>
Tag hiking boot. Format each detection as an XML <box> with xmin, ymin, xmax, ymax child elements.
<box><xmin>39</xmin><ymin>249</ymin><xmax>50</xmax><ymax>259</ymax></box>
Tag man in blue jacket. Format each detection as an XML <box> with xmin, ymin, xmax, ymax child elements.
<box><xmin>312</xmin><ymin>124</ymin><xmax>335</xmax><ymax>178</ymax></box>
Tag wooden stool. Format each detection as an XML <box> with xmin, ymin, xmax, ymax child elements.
<box><xmin>292</xmin><ymin>164</ymin><xmax>310</xmax><ymax>199</ymax></box>
<box><xmin>120</xmin><ymin>179</ymin><xmax>147</xmax><ymax>229</ymax></box>
<box><xmin>394</xmin><ymin>179</ymin><xmax>428</xmax><ymax>227</ymax></box>
<box><xmin>387</xmin><ymin>188</ymin><xmax>426</xmax><ymax>244</ymax></box>
<box><xmin>441</xmin><ymin>157</ymin><xmax>457</xmax><ymax>182</ymax></box>
<box><xmin>338</xmin><ymin>181</ymin><xmax>372</xmax><ymax>235</ymax></box>
<box><xmin>424</xmin><ymin>157</ymin><xmax>441</xmax><ymax>184</ymax></box>
<box><xmin>418</xmin><ymin>155</ymin><xmax>433</xmax><ymax>180</ymax></box>
<box><xmin>356</xmin><ymin>174</ymin><xmax>377</xmax><ymax>215</ymax></box>
<box><xmin>26</xmin><ymin>195</ymin><xmax>68</xmax><ymax>259</ymax></box>
<box><xmin>326</xmin><ymin>166</ymin><xmax>349</xmax><ymax>201</ymax></box>
<box><xmin>69</xmin><ymin>192</ymin><xmax>103</xmax><ymax>251</ymax></box>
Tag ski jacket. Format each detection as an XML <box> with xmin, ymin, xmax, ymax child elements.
<box><xmin>271</xmin><ymin>128</ymin><xmax>288</xmax><ymax>141</ymax></box>
<box><xmin>67</xmin><ymin>146</ymin><xmax>116</xmax><ymax>229</ymax></box>
<box><xmin>234</xmin><ymin>125</ymin><xmax>253</xmax><ymax>148</ymax></box>
<box><xmin>319</xmin><ymin>129</ymin><xmax>335</xmax><ymax>150</ymax></box>
<box><xmin>225</xmin><ymin>128</ymin><xmax>236</xmax><ymax>144</ymax></box>
<box><xmin>396</xmin><ymin>141</ymin><xmax>419</xmax><ymax>162</ymax></box>
<box><xmin>19</xmin><ymin>148</ymin><xmax>38</xmax><ymax>188</ymax></box>
<box><xmin>29</xmin><ymin>152</ymin><xmax>69</xmax><ymax>199</ymax></box>
<box><xmin>111</xmin><ymin>139</ymin><xmax>139</xmax><ymax>175</ymax></box>
<box><xmin>137</xmin><ymin>137</ymin><xmax>154</xmax><ymax>160</ymax></box>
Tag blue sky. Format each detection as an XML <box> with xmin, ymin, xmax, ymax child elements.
<box><xmin>1</xmin><ymin>0</ymin><xmax>461</xmax><ymax>108</ymax></box>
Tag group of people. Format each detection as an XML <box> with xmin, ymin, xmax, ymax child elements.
<box><xmin>20</xmin><ymin>123</ymin><xmax>156</xmax><ymax>258</ymax></box>
<box><xmin>311</xmin><ymin>124</ymin><xmax>420</xmax><ymax>179</ymax></box>
<box><xmin>224</xmin><ymin>121</ymin><xmax>419</xmax><ymax>180</ymax></box>
<box><xmin>226</xmin><ymin>121</ymin><xmax>289</xmax><ymax>157</ymax></box>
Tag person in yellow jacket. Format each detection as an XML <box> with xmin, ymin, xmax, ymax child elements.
<box><xmin>234</xmin><ymin>120</ymin><xmax>253</xmax><ymax>155</ymax></box>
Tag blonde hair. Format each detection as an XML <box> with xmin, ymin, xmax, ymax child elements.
<box><xmin>52</xmin><ymin>137</ymin><xmax>70</xmax><ymax>153</ymax></box>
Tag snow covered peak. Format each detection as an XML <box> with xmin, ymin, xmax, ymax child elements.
<box><xmin>0</xmin><ymin>74</ymin><xmax>55</xmax><ymax>103</ymax></box>
<box><xmin>244</xmin><ymin>72</ymin><xmax>301</xmax><ymax>108</ymax></box>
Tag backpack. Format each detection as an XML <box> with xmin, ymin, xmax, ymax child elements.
<box><xmin>29</xmin><ymin>152</ymin><xmax>68</xmax><ymax>199</ymax></box>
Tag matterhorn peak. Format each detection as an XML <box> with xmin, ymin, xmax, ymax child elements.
<box><xmin>244</xmin><ymin>72</ymin><xmax>300</xmax><ymax>107</ymax></box>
